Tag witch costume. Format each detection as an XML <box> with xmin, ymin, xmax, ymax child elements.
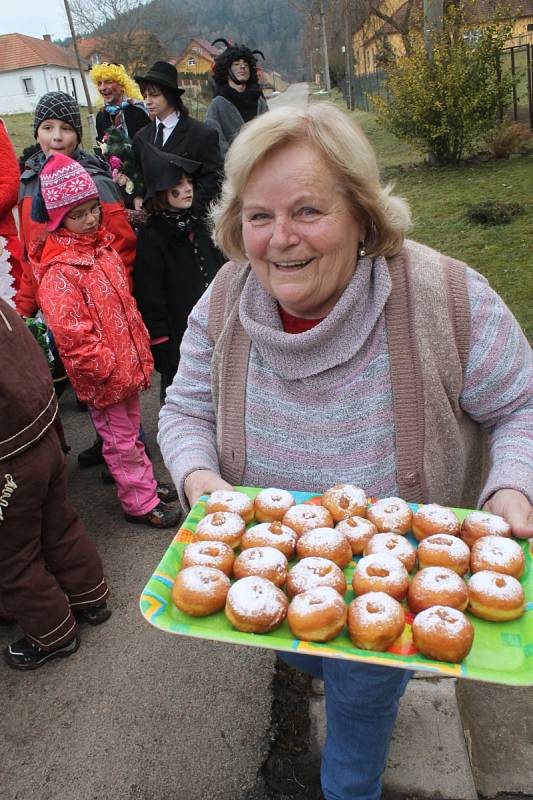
<box><xmin>133</xmin><ymin>143</ymin><xmax>223</xmax><ymax>401</ymax></box>
<box><xmin>205</xmin><ymin>40</ymin><xmax>269</xmax><ymax>157</ymax></box>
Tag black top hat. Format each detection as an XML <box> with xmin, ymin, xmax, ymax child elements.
<box><xmin>134</xmin><ymin>61</ymin><xmax>185</xmax><ymax>95</ymax></box>
<box><xmin>139</xmin><ymin>140</ymin><xmax>201</xmax><ymax>200</ymax></box>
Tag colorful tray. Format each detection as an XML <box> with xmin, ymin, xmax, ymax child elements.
<box><xmin>140</xmin><ymin>487</ymin><xmax>533</xmax><ymax>685</ymax></box>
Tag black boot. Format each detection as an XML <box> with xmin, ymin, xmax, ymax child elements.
<box><xmin>78</xmin><ymin>437</ymin><xmax>104</xmax><ymax>467</ymax></box>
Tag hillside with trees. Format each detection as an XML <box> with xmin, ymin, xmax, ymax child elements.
<box><xmin>67</xmin><ymin>0</ymin><xmax>306</xmax><ymax>79</ymax></box>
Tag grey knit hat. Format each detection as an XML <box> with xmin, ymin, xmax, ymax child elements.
<box><xmin>33</xmin><ymin>91</ymin><xmax>83</xmax><ymax>142</ymax></box>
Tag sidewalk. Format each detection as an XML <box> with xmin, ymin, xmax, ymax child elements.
<box><xmin>309</xmin><ymin>672</ymin><xmax>533</xmax><ymax>798</ymax></box>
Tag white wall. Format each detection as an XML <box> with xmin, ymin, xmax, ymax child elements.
<box><xmin>0</xmin><ymin>66</ymin><xmax>97</xmax><ymax>115</ymax></box>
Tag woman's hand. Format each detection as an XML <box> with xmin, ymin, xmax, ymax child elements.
<box><xmin>483</xmin><ymin>489</ymin><xmax>533</xmax><ymax>539</ymax></box>
<box><xmin>184</xmin><ymin>469</ymin><xmax>233</xmax><ymax>507</ymax></box>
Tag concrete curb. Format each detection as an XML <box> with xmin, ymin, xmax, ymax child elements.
<box><xmin>308</xmin><ymin>673</ymin><xmax>533</xmax><ymax>799</ymax></box>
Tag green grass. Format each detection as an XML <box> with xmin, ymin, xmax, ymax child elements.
<box><xmin>312</xmin><ymin>90</ymin><xmax>532</xmax><ymax>341</ymax></box>
<box><xmin>3</xmin><ymin>102</ymin><xmax>207</xmax><ymax>157</ymax></box>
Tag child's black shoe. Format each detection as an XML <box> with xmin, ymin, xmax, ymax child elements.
<box><xmin>77</xmin><ymin>437</ymin><xmax>104</xmax><ymax>467</ymax></box>
<box><xmin>77</xmin><ymin>603</ymin><xmax>112</xmax><ymax>626</ymax></box>
<box><xmin>155</xmin><ymin>482</ymin><xmax>178</xmax><ymax>503</ymax></box>
<box><xmin>5</xmin><ymin>635</ymin><xmax>79</xmax><ymax>671</ymax></box>
<box><xmin>124</xmin><ymin>501</ymin><xmax>181</xmax><ymax>528</ymax></box>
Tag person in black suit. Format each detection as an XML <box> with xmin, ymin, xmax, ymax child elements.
<box><xmin>133</xmin><ymin>61</ymin><xmax>223</xmax><ymax>221</ymax></box>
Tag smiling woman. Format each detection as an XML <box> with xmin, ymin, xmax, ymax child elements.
<box><xmin>158</xmin><ymin>101</ymin><xmax>533</xmax><ymax>800</ymax></box>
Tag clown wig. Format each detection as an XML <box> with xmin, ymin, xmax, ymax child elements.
<box><xmin>90</xmin><ymin>63</ymin><xmax>143</xmax><ymax>102</ymax></box>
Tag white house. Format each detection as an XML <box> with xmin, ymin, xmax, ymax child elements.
<box><xmin>0</xmin><ymin>33</ymin><xmax>93</xmax><ymax>115</ymax></box>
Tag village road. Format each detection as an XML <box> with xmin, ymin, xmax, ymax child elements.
<box><xmin>268</xmin><ymin>82</ymin><xmax>309</xmax><ymax>109</ymax></box>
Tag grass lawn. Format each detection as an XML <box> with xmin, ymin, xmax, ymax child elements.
<box><xmin>312</xmin><ymin>90</ymin><xmax>532</xmax><ymax>341</ymax></box>
<box><xmin>3</xmin><ymin>101</ymin><xmax>208</xmax><ymax>157</ymax></box>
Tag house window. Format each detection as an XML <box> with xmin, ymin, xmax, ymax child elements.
<box><xmin>64</xmin><ymin>76</ymin><xmax>69</xmax><ymax>92</ymax></box>
<box><xmin>71</xmin><ymin>77</ymin><xmax>78</xmax><ymax>102</ymax></box>
<box><xmin>188</xmin><ymin>57</ymin><xmax>196</xmax><ymax>67</ymax></box>
<box><xmin>464</xmin><ymin>29</ymin><xmax>482</xmax><ymax>44</ymax></box>
<box><xmin>22</xmin><ymin>76</ymin><xmax>35</xmax><ymax>95</ymax></box>
<box><xmin>527</xmin><ymin>23</ymin><xmax>533</xmax><ymax>31</ymax></box>
<box><xmin>56</xmin><ymin>77</ymin><xmax>61</xmax><ymax>90</ymax></box>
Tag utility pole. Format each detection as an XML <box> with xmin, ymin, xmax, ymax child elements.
<box><xmin>344</xmin><ymin>0</ymin><xmax>353</xmax><ymax>110</ymax></box>
<box><xmin>423</xmin><ymin>0</ymin><xmax>444</xmax><ymax>59</ymax></box>
<box><xmin>63</xmin><ymin>0</ymin><xmax>97</xmax><ymax>145</ymax></box>
<box><xmin>319</xmin><ymin>0</ymin><xmax>331</xmax><ymax>92</ymax></box>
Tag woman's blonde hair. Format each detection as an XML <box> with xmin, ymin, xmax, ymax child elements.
<box><xmin>210</xmin><ymin>102</ymin><xmax>411</xmax><ymax>262</ymax></box>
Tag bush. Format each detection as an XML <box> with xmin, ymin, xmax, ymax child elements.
<box><xmin>373</xmin><ymin>8</ymin><xmax>515</xmax><ymax>164</ymax></box>
<box><xmin>486</xmin><ymin>121</ymin><xmax>533</xmax><ymax>158</ymax></box>
<box><xmin>466</xmin><ymin>199</ymin><xmax>525</xmax><ymax>225</ymax></box>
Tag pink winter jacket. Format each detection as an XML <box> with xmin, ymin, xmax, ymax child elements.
<box><xmin>34</xmin><ymin>225</ymin><xmax>153</xmax><ymax>409</ymax></box>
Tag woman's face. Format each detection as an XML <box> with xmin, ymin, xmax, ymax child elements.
<box><xmin>37</xmin><ymin>120</ymin><xmax>78</xmax><ymax>157</ymax></box>
<box><xmin>166</xmin><ymin>175</ymin><xmax>194</xmax><ymax>209</ymax></box>
<box><xmin>242</xmin><ymin>142</ymin><xmax>364</xmax><ymax>319</ymax></box>
<box><xmin>142</xmin><ymin>85</ymin><xmax>174</xmax><ymax>120</ymax></box>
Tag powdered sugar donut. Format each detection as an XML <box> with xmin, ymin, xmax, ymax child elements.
<box><xmin>321</xmin><ymin>484</ymin><xmax>367</xmax><ymax>522</ymax></box>
<box><xmin>195</xmin><ymin>511</ymin><xmax>245</xmax><ymax>549</ymax></box>
<box><xmin>412</xmin><ymin>504</ymin><xmax>461</xmax><ymax>541</ymax></box>
<box><xmin>408</xmin><ymin>567</ymin><xmax>468</xmax><ymax>614</ymax></box>
<box><xmin>181</xmin><ymin>540</ymin><xmax>235</xmax><ymax>576</ymax></box>
<box><xmin>282</xmin><ymin>504</ymin><xmax>334</xmax><ymax>538</ymax></box>
<box><xmin>470</xmin><ymin>536</ymin><xmax>525</xmax><ymax>579</ymax></box>
<box><xmin>171</xmin><ymin>566</ymin><xmax>230</xmax><ymax>616</ymax></box>
<box><xmin>348</xmin><ymin>592</ymin><xmax>405</xmax><ymax>651</ymax></box>
<box><xmin>225</xmin><ymin>576</ymin><xmax>288</xmax><ymax>633</ymax></box>
<box><xmin>241</xmin><ymin>521</ymin><xmax>297</xmax><ymax>559</ymax></box>
<box><xmin>296</xmin><ymin>527</ymin><xmax>352</xmax><ymax>569</ymax></box>
<box><xmin>336</xmin><ymin>516</ymin><xmax>377</xmax><ymax>555</ymax></box>
<box><xmin>205</xmin><ymin>490</ymin><xmax>254</xmax><ymax>524</ymax></box>
<box><xmin>352</xmin><ymin>554</ymin><xmax>409</xmax><ymax>601</ymax></box>
<box><xmin>467</xmin><ymin>570</ymin><xmax>525</xmax><ymax>621</ymax></box>
<box><xmin>364</xmin><ymin>532</ymin><xmax>417</xmax><ymax>572</ymax></box>
<box><xmin>287</xmin><ymin>586</ymin><xmax>347</xmax><ymax>642</ymax></box>
<box><xmin>233</xmin><ymin>546</ymin><xmax>288</xmax><ymax>588</ymax></box>
<box><xmin>254</xmin><ymin>488</ymin><xmax>295</xmax><ymax>523</ymax></box>
<box><xmin>412</xmin><ymin>606</ymin><xmax>474</xmax><ymax>663</ymax></box>
<box><xmin>417</xmin><ymin>534</ymin><xmax>470</xmax><ymax>576</ymax></box>
<box><xmin>461</xmin><ymin>511</ymin><xmax>512</xmax><ymax>549</ymax></box>
<box><xmin>367</xmin><ymin>497</ymin><xmax>413</xmax><ymax>534</ymax></box>
<box><xmin>286</xmin><ymin>557</ymin><xmax>347</xmax><ymax>599</ymax></box>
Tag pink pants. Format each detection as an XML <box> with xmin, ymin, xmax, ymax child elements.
<box><xmin>89</xmin><ymin>394</ymin><xmax>159</xmax><ymax>516</ymax></box>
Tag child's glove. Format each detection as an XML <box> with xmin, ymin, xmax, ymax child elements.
<box><xmin>150</xmin><ymin>341</ymin><xmax>171</xmax><ymax>375</ymax></box>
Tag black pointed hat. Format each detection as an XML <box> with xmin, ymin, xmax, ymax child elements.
<box><xmin>134</xmin><ymin>61</ymin><xmax>185</xmax><ymax>95</ymax></box>
<box><xmin>139</xmin><ymin>140</ymin><xmax>201</xmax><ymax>200</ymax></box>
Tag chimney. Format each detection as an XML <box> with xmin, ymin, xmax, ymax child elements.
<box><xmin>43</xmin><ymin>34</ymin><xmax>52</xmax><ymax>42</ymax></box>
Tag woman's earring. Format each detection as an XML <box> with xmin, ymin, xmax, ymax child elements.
<box><xmin>358</xmin><ymin>241</ymin><xmax>366</xmax><ymax>257</ymax></box>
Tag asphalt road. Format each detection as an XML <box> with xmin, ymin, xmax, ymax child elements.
<box><xmin>268</xmin><ymin>82</ymin><xmax>309</xmax><ymax>110</ymax></box>
<box><xmin>1</xmin><ymin>382</ymin><xmax>274</xmax><ymax>800</ymax></box>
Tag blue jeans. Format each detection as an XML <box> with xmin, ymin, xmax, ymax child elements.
<box><xmin>279</xmin><ymin>652</ymin><xmax>412</xmax><ymax>800</ymax></box>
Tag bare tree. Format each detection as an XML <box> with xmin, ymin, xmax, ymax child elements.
<box><xmin>70</xmin><ymin>0</ymin><xmax>184</xmax><ymax>72</ymax></box>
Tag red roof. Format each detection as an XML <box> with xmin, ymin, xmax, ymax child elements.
<box><xmin>176</xmin><ymin>37</ymin><xmax>224</xmax><ymax>65</ymax></box>
<box><xmin>0</xmin><ymin>33</ymin><xmax>80</xmax><ymax>73</ymax></box>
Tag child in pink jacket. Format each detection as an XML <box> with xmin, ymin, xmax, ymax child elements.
<box><xmin>32</xmin><ymin>153</ymin><xmax>180</xmax><ymax>528</ymax></box>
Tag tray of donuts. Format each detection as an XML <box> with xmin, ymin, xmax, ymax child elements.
<box><xmin>140</xmin><ymin>486</ymin><xmax>533</xmax><ymax>685</ymax></box>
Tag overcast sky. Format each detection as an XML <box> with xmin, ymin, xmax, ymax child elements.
<box><xmin>2</xmin><ymin>0</ymin><xmax>71</xmax><ymax>40</ymax></box>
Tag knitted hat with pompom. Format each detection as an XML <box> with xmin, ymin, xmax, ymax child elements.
<box><xmin>31</xmin><ymin>152</ymin><xmax>98</xmax><ymax>231</ymax></box>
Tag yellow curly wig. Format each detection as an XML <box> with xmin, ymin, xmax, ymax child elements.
<box><xmin>90</xmin><ymin>63</ymin><xmax>143</xmax><ymax>102</ymax></box>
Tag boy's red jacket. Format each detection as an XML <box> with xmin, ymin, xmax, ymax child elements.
<box><xmin>16</xmin><ymin>148</ymin><xmax>136</xmax><ymax>317</ymax></box>
<box><xmin>34</xmin><ymin>226</ymin><xmax>153</xmax><ymax>409</ymax></box>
